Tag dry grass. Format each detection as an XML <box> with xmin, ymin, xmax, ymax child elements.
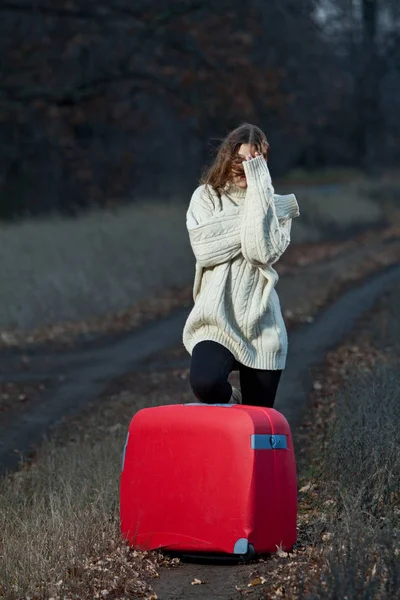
<box><xmin>288</xmin><ymin>284</ymin><xmax>400</xmax><ymax>599</ymax></box>
<box><xmin>0</xmin><ymin>427</ymin><xmax>165</xmax><ymax>599</ymax></box>
<box><xmin>250</xmin><ymin>286</ymin><xmax>400</xmax><ymax>599</ymax></box>
<box><xmin>0</xmin><ymin>176</ymin><xmax>399</xmax><ymax>599</ymax></box>
<box><xmin>302</xmin><ymin>365</ymin><xmax>400</xmax><ymax>599</ymax></box>
<box><xmin>287</xmin><ymin>170</ymin><xmax>400</xmax><ymax>243</ymax></box>
<box><xmin>1</xmin><ymin>176</ymin><xmax>398</xmax><ymax>332</ymax></box>
<box><xmin>360</xmin><ymin>174</ymin><xmax>400</xmax><ymax>224</ymax></box>
<box><xmin>1</xmin><ymin>288</ymin><xmax>400</xmax><ymax>599</ymax></box>
<box><xmin>0</xmin><ymin>434</ymin><xmax>121</xmax><ymax>598</ymax></box>
<box><xmin>0</xmin><ymin>286</ymin><xmax>400</xmax><ymax>600</ymax></box>
<box><xmin>0</xmin><ymin>370</ymin><xmax>187</xmax><ymax>599</ymax></box>
<box><xmin>0</xmin><ymin>201</ymin><xmax>193</xmax><ymax>330</ymax></box>
<box><xmin>291</xmin><ymin>181</ymin><xmax>385</xmax><ymax>243</ymax></box>
<box><xmin>311</xmin><ymin>288</ymin><xmax>400</xmax><ymax>598</ymax></box>
<box><xmin>282</xmin><ymin>166</ymin><xmax>364</xmax><ymax>184</ymax></box>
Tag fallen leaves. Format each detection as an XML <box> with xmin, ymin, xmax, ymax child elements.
<box><xmin>248</xmin><ymin>576</ymin><xmax>267</xmax><ymax>586</ymax></box>
<box><xmin>4</xmin><ymin>238</ymin><xmax>399</xmax><ymax>600</ymax></box>
<box><xmin>276</xmin><ymin>546</ymin><xmax>289</xmax><ymax>558</ymax></box>
<box><xmin>0</xmin><ymin>380</ymin><xmax>49</xmax><ymax>420</ymax></box>
<box><xmin>191</xmin><ymin>577</ymin><xmax>206</xmax><ymax>585</ymax></box>
<box><xmin>299</xmin><ymin>482</ymin><xmax>314</xmax><ymax>494</ymax></box>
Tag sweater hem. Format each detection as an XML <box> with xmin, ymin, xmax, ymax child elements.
<box><xmin>183</xmin><ymin>331</ymin><xmax>287</xmax><ymax>371</ymax></box>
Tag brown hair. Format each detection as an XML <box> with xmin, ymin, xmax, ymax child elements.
<box><xmin>200</xmin><ymin>123</ymin><xmax>269</xmax><ymax>196</ymax></box>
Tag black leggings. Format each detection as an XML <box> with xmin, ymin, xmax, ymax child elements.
<box><xmin>190</xmin><ymin>340</ymin><xmax>282</xmax><ymax>408</ymax></box>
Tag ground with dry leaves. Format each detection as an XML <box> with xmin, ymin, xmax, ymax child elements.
<box><xmin>0</xmin><ymin>225</ymin><xmax>398</xmax><ymax>457</ymax></box>
<box><xmin>1</xmin><ymin>278</ymin><xmax>399</xmax><ymax>599</ymax></box>
<box><xmin>0</xmin><ymin>175</ymin><xmax>399</xmax><ymax>599</ymax></box>
<box><xmin>0</xmin><ymin>222</ymin><xmax>399</xmax><ymax>444</ymax></box>
<box><xmin>250</xmin><ymin>284</ymin><xmax>400</xmax><ymax>599</ymax></box>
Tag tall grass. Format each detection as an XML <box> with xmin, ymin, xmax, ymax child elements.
<box><xmin>0</xmin><ymin>178</ymin><xmax>393</xmax><ymax>331</ymax></box>
<box><xmin>304</xmin><ymin>526</ymin><xmax>399</xmax><ymax>600</ymax></box>
<box><xmin>291</xmin><ymin>182</ymin><xmax>384</xmax><ymax>243</ymax></box>
<box><xmin>0</xmin><ymin>376</ymin><xmax>181</xmax><ymax>599</ymax></box>
<box><xmin>0</xmin><ymin>201</ymin><xmax>193</xmax><ymax>330</ymax></box>
<box><xmin>0</xmin><ymin>435</ymin><xmax>123</xmax><ymax>598</ymax></box>
<box><xmin>0</xmin><ymin>292</ymin><xmax>399</xmax><ymax>597</ymax></box>
<box><xmin>328</xmin><ymin>366</ymin><xmax>399</xmax><ymax>518</ymax></box>
<box><xmin>300</xmin><ymin>320</ymin><xmax>400</xmax><ymax>600</ymax></box>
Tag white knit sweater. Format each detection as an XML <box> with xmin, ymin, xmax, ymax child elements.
<box><xmin>182</xmin><ymin>155</ymin><xmax>300</xmax><ymax>370</ymax></box>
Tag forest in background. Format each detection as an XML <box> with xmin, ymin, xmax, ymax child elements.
<box><xmin>1</xmin><ymin>0</ymin><xmax>399</xmax><ymax>219</ymax></box>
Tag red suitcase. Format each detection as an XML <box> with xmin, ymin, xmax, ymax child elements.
<box><xmin>120</xmin><ymin>403</ymin><xmax>297</xmax><ymax>558</ymax></box>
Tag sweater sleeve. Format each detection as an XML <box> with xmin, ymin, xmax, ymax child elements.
<box><xmin>240</xmin><ymin>156</ymin><xmax>300</xmax><ymax>266</ymax></box>
<box><xmin>186</xmin><ymin>185</ymin><xmax>242</xmax><ymax>268</ymax></box>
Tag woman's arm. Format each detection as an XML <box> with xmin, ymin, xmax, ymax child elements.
<box><xmin>240</xmin><ymin>155</ymin><xmax>299</xmax><ymax>266</ymax></box>
<box><xmin>187</xmin><ymin>185</ymin><xmax>242</xmax><ymax>268</ymax></box>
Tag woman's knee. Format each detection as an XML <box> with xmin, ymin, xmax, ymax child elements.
<box><xmin>190</xmin><ymin>371</ymin><xmax>230</xmax><ymax>403</ymax></box>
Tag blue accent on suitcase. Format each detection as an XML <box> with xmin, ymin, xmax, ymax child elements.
<box><xmin>251</xmin><ymin>434</ymin><xmax>287</xmax><ymax>449</ymax></box>
<box><xmin>234</xmin><ymin>538</ymin><xmax>249</xmax><ymax>554</ymax></box>
<box><xmin>121</xmin><ymin>431</ymin><xmax>130</xmax><ymax>472</ymax></box>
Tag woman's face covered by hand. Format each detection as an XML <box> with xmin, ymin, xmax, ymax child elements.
<box><xmin>230</xmin><ymin>143</ymin><xmax>267</xmax><ymax>189</ymax></box>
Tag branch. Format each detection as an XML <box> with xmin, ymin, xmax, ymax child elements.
<box><xmin>0</xmin><ymin>1</ymin><xmax>119</xmax><ymax>21</ymax></box>
<box><xmin>0</xmin><ymin>0</ymin><xmax>209</xmax><ymax>24</ymax></box>
<box><xmin>0</xmin><ymin>68</ymin><xmax>181</xmax><ymax>107</ymax></box>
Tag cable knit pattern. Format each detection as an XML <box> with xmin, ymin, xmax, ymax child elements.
<box><xmin>182</xmin><ymin>155</ymin><xmax>300</xmax><ymax>370</ymax></box>
<box><xmin>241</xmin><ymin>156</ymin><xmax>299</xmax><ymax>266</ymax></box>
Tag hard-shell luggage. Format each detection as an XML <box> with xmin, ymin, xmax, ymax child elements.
<box><xmin>120</xmin><ymin>403</ymin><xmax>297</xmax><ymax>558</ymax></box>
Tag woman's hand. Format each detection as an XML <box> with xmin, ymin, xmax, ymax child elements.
<box><xmin>245</xmin><ymin>151</ymin><xmax>267</xmax><ymax>162</ymax></box>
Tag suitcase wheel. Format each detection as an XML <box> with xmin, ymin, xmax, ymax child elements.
<box><xmin>241</xmin><ymin>544</ymin><xmax>256</xmax><ymax>561</ymax></box>
<box><xmin>229</xmin><ymin>543</ymin><xmax>256</xmax><ymax>562</ymax></box>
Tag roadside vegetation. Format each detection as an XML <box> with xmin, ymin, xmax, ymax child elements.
<box><xmin>0</xmin><ymin>280</ymin><xmax>399</xmax><ymax>599</ymax></box>
<box><xmin>258</xmin><ymin>282</ymin><xmax>400</xmax><ymax>599</ymax></box>
<box><xmin>294</xmin><ymin>358</ymin><xmax>400</xmax><ymax>598</ymax></box>
<box><xmin>1</xmin><ymin>175</ymin><xmax>398</xmax><ymax>333</ymax></box>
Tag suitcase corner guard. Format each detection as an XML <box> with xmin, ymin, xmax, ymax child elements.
<box><xmin>234</xmin><ymin>538</ymin><xmax>248</xmax><ymax>554</ymax></box>
<box><xmin>234</xmin><ymin>539</ymin><xmax>256</xmax><ymax>560</ymax></box>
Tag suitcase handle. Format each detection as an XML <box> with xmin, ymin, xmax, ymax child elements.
<box><xmin>183</xmin><ymin>403</ymin><xmax>234</xmax><ymax>407</ymax></box>
<box><xmin>251</xmin><ymin>434</ymin><xmax>287</xmax><ymax>449</ymax></box>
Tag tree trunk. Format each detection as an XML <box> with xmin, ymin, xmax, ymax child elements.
<box><xmin>358</xmin><ymin>0</ymin><xmax>381</xmax><ymax>173</ymax></box>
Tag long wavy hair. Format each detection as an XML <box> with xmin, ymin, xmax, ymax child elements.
<box><xmin>200</xmin><ymin>123</ymin><xmax>269</xmax><ymax>197</ymax></box>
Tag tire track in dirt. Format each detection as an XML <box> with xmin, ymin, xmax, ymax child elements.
<box><xmin>0</xmin><ymin>225</ymin><xmax>399</xmax><ymax>472</ymax></box>
<box><xmin>1</xmin><ymin>257</ymin><xmax>400</xmax><ymax>598</ymax></box>
<box><xmin>151</xmin><ymin>262</ymin><xmax>400</xmax><ymax>600</ymax></box>
<box><xmin>0</xmin><ymin>260</ymin><xmax>399</xmax><ymax>480</ymax></box>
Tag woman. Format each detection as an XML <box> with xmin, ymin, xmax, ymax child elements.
<box><xmin>182</xmin><ymin>123</ymin><xmax>300</xmax><ymax>407</ymax></box>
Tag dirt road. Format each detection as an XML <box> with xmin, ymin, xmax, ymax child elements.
<box><xmin>1</xmin><ymin>233</ymin><xmax>400</xmax><ymax>598</ymax></box>
<box><xmin>0</xmin><ymin>251</ymin><xmax>399</xmax><ymax>476</ymax></box>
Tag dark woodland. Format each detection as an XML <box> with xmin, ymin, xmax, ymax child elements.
<box><xmin>1</xmin><ymin>0</ymin><xmax>399</xmax><ymax>218</ymax></box>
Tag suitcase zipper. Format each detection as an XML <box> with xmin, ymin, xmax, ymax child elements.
<box><xmin>121</xmin><ymin>431</ymin><xmax>130</xmax><ymax>471</ymax></box>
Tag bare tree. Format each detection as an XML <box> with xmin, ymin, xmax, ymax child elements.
<box><xmin>1</xmin><ymin>0</ymin><xmax>398</xmax><ymax>218</ymax></box>
<box><xmin>315</xmin><ymin>0</ymin><xmax>400</xmax><ymax>170</ymax></box>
